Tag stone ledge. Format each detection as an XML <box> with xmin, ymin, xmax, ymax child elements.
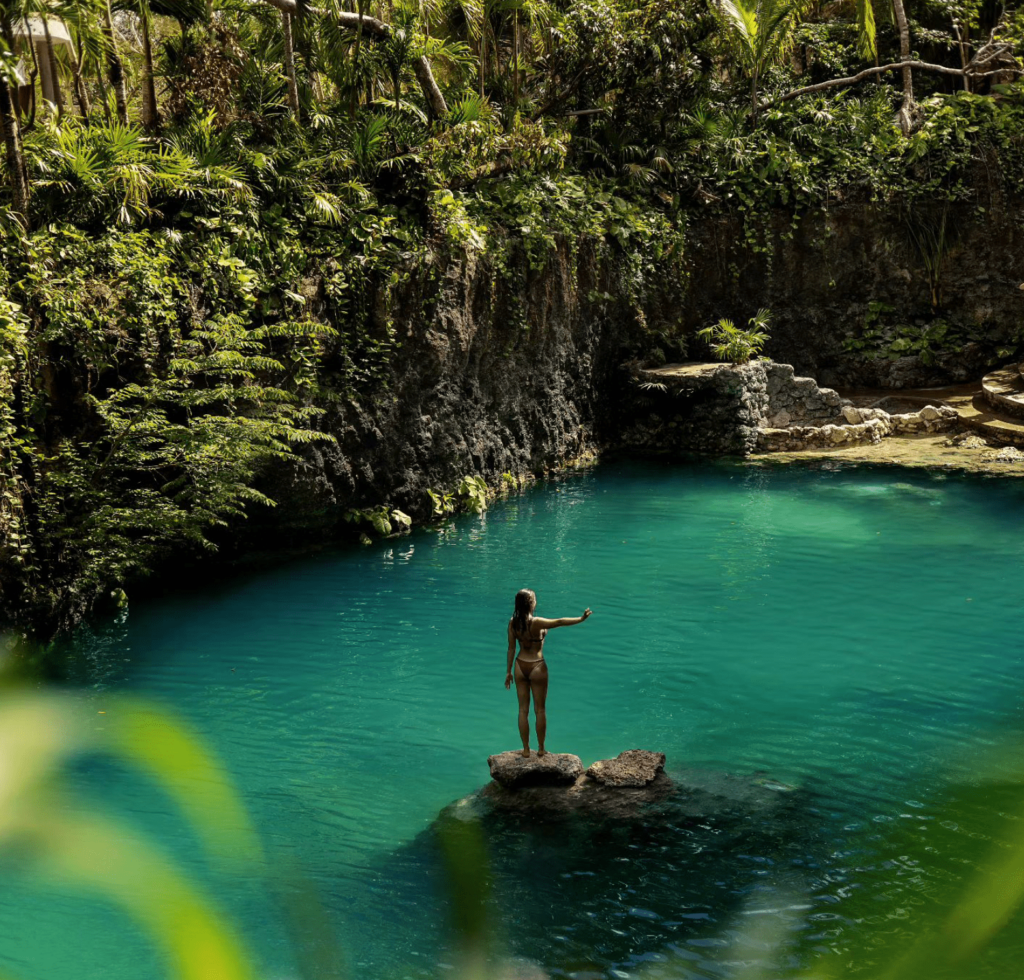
<box><xmin>487</xmin><ymin>751</ymin><xmax>584</xmax><ymax>788</ymax></box>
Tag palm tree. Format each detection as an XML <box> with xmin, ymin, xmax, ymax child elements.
<box><xmin>0</xmin><ymin>5</ymin><xmax>31</xmax><ymax>221</ymax></box>
<box><xmin>716</xmin><ymin>0</ymin><xmax>804</xmax><ymax>122</ymax></box>
<box><xmin>280</xmin><ymin>6</ymin><xmax>300</xmax><ymax>116</ymax></box>
<box><xmin>55</xmin><ymin>0</ymin><xmax>95</xmax><ymax>117</ymax></box>
<box><xmin>101</xmin><ymin>0</ymin><xmax>128</xmax><ymax>123</ymax></box>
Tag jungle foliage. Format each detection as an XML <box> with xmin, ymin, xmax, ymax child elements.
<box><xmin>1</xmin><ymin>0</ymin><xmax>1024</xmax><ymax>635</ymax></box>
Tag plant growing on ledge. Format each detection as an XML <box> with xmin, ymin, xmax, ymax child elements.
<box><xmin>698</xmin><ymin>309</ymin><xmax>772</xmax><ymax>364</ymax></box>
<box><xmin>458</xmin><ymin>476</ymin><xmax>490</xmax><ymax>514</ymax></box>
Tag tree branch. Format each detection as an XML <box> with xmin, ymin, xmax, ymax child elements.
<box><xmin>756</xmin><ymin>60</ymin><xmax>1024</xmax><ymax>115</ymax></box>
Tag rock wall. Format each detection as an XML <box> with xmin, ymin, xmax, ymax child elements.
<box><xmin>251</xmin><ymin>239</ymin><xmax>677</xmax><ymax>540</ymax></box>
<box><xmin>251</xmin><ymin>195</ymin><xmax>1020</xmax><ymax>541</ymax></box>
<box><xmin>621</xmin><ymin>361</ymin><xmax>848</xmax><ymax>456</ymax></box>
<box><xmin>757</xmin><ymin>404</ymin><xmax>959</xmax><ymax>451</ymax></box>
<box><xmin>764</xmin><ymin>362</ymin><xmax>844</xmax><ymax>426</ymax></box>
<box><xmin>681</xmin><ymin>200</ymin><xmax>1024</xmax><ymax>388</ymax></box>
<box><xmin>616</xmin><ymin>362</ymin><xmax>769</xmax><ymax>456</ymax></box>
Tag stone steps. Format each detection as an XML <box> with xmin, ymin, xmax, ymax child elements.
<box><xmin>956</xmin><ymin>393</ymin><xmax>1024</xmax><ymax>447</ymax></box>
<box><xmin>981</xmin><ymin>364</ymin><xmax>1024</xmax><ymax>419</ymax></box>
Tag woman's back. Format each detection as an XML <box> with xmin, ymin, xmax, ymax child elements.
<box><xmin>512</xmin><ymin>618</ymin><xmax>546</xmax><ymax>660</ymax></box>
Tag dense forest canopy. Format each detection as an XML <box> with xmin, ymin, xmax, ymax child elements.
<box><xmin>1</xmin><ymin>0</ymin><xmax>1023</xmax><ymax>638</ymax></box>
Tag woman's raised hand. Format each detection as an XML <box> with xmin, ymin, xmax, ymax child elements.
<box><xmin>581</xmin><ymin>608</ymin><xmax>592</xmax><ymax>620</ymax></box>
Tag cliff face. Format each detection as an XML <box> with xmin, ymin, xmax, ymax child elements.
<box><xmin>243</xmin><ymin>199</ymin><xmax>1024</xmax><ymax>538</ymax></box>
<box><xmin>255</xmin><ymin>238</ymin><xmax>676</xmax><ymax>537</ymax></box>
<box><xmin>681</xmin><ymin>200</ymin><xmax>1024</xmax><ymax>387</ymax></box>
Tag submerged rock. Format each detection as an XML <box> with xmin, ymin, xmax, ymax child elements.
<box><xmin>487</xmin><ymin>751</ymin><xmax>584</xmax><ymax>788</ymax></box>
<box><xmin>585</xmin><ymin>749</ymin><xmax>665</xmax><ymax>787</ymax></box>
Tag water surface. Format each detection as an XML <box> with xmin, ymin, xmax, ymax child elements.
<box><xmin>3</xmin><ymin>460</ymin><xmax>1023</xmax><ymax>980</ymax></box>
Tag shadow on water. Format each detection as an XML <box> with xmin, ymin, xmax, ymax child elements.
<box><xmin>362</xmin><ymin>768</ymin><xmax>824</xmax><ymax>979</ymax></box>
<box><xmin>356</xmin><ymin>762</ymin><xmax>1024</xmax><ymax>980</ymax></box>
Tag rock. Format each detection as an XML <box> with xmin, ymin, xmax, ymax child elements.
<box><xmin>842</xmin><ymin>405</ymin><xmax>864</xmax><ymax>424</ymax></box>
<box><xmin>481</xmin><ymin>749</ymin><xmax>673</xmax><ymax>818</ymax></box>
<box><xmin>946</xmin><ymin>433</ymin><xmax>988</xmax><ymax>448</ymax></box>
<box><xmin>487</xmin><ymin>750</ymin><xmax>584</xmax><ymax>788</ymax></box>
<box><xmin>920</xmin><ymin>405</ymin><xmax>942</xmax><ymax>421</ymax></box>
<box><xmin>585</xmin><ymin>749</ymin><xmax>666</xmax><ymax>787</ymax></box>
<box><xmin>479</xmin><ymin>769</ymin><xmax>676</xmax><ymax>819</ymax></box>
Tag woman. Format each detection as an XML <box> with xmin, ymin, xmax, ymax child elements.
<box><xmin>505</xmin><ymin>588</ymin><xmax>592</xmax><ymax>758</ymax></box>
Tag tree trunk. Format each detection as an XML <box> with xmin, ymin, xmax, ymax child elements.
<box><xmin>140</xmin><ymin>5</ymin><xmax>160</xmax><ymax>128</ymax></box>
<box><xmin>513</xmin><ymin>9</ymin><xmax>519</xmax><ymax>108</ymax></box>
<box><xmin>96</xmin><ymin>63</ymin><xmax>113</xmax><ymax>124</ymax></box>
<box><xmin>352</xmin><ymin>0</ymin><xmax>366</xmax><ymax>114</ymax></box>
<box><xmin>0</xmin><ymin>75</ymin><xmax>31</xmax><ymax>226</ymax></box>
<box><xmin>281</xmin><ymin>9</ymin><xmax>301</xmax><ymax>115</ymax></box>
<box><xmin>479</xmin><ymin>19</ymin><xmax>486</xmax><ymax>97</ymax></box>
<box><xmin>891</xmin><ymin>0</ymin><xmax>915</xmax><ymax>133</ymax></box>
<box><xmin>21</xmin><ymin>17</ymin><xmax>40</xmax><ymax>127</ymax></box>
<box><xmin>953</xmin><ymin>20</ymin><xmax>970</xmax><ymax>93</ymax></box>
<box><xmin>41</xmin><ymin>17</ymin><xmax>65</xmax><ymax>118</ymax></box>
<box><xmin>71</xmin><ymin>28</ymin><xmax>93</xmax><ymax>117</ymax></box>
<box><xmin>103</xmin><ymin>4</ymin><xmax>129</xmax><ymax>125</ymax></box>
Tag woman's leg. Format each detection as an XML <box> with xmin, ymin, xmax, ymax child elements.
<box><xmin>531</xmin><ymin>662</ymin><xmax>549</xmax><ymax>757</ymax></box>
<box><xmin>514</xmin><ymin>661</ymin><xmax>532</xmax><ymax>757</ymax></box>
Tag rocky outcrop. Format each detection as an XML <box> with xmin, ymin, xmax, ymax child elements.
<box><xmin>585</xmin><ymin>749</ymin><xmax>665</xmax><ymax>787</ymax></box>
<box><xmin>627</xmin><ymin>359</ymin><xmax>962</xmax><ymax>456</ymax></box>
<box><xmin>625</xmin><ymin>360</ymin><xmax>850</xmax><ymax>456</ymax></box>
<box><xmin>249</xmin><ymin>238</ymin><xmax>684</xmax><ymax>543</ymax></box>
<box><xmin>618</xmin><ymin>362</ymin><xmax>770</xmax><ymax>455</ymax></box>
<box><xmin>487</xmin><ymin>751</ymin><xmax>584</xmax><ymax>788</ymax></box>
<box><xmin>481</xmin><ymin>748</ymin><xmax>673</xmax><ymax>818</ymax></box>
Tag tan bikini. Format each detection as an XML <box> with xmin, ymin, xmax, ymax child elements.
<box><xmin>513</xmin><ymin>621</ymin><xmax>548</xmax><ymax>680</ymax></box>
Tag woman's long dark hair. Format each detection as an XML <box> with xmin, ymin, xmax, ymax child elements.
<box><xmin>512</xmin><ymin>589</ymin><xmax>536</xmax><ymax>637</ymax></box>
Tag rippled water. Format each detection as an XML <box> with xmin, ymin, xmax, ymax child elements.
<box><xmin>3</xmin><ymin>460</ymin><xmax>1024</xmax><ymax>980</ymax></box>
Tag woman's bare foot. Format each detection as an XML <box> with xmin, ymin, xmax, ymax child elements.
<box><xmin>537</xmin><ymin>748</ymin><xmax>547</xmax><ymax>758</ymax></box>
<box><xmin>521</xmin><ymin>748</ymin><xmax>531</xmax><ymax>758</ymax></box>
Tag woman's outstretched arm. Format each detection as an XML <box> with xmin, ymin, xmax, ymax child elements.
<box><xmin>505</xmin><ymin>621</ymin><xmax>516</xmax><ymax>689</ymax></box>
<box><xmin>534</xmin><ymin>609</ymin><xmax>592</xmax><ymax>629</ymax></box>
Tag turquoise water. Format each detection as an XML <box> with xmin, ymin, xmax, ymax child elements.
<box><xmin>3</xmin><ymin>460</ymin><xmax>1024</xmax><ymax>980</ymax></box>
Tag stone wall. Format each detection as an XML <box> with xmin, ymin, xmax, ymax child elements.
<box><xmin>764</xmin><ymin>362</ymin><xmax>844</xmax><ymax>426</ymax></box>
<box><xmin>681</xmin><ymin>200</ymin><xmax>1024</xmax><ymax>388</ymax></box>
<box><xmin>622</xmin><ymin>360</ymin><xmax>849</xmax><ymax>456</ymax></box>
<box><xmin>627</xmin><ymin>360</ymin><xmax>960</xmax><ymax>456</ymax></box>
<box><xmin>757</xmin><ymin>404</ymin><xmax>959</xmax><ymax>451</ymax></box>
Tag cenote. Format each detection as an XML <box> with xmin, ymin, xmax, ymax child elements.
<box><xmin>4</xmin><ymin>460</ymin><xmax>1024</xmax><ymax>980</ymax></box>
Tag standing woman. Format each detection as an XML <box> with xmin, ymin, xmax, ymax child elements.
<box><xmin>505</xmin><ymin>588</ymin><xmax>592</xmax><ymax>757</ymax></box>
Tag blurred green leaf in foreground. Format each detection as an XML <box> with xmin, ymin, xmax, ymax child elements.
<box><xmin>0</xmin><ymin>642</ymin><xmax>261</xmax><ymax>980</ymax></box>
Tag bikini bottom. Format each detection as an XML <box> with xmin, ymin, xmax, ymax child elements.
<box><xmin>516</xmin><ymin>658</ymin><xmax>546</xmax><ymax>680</ymax></box>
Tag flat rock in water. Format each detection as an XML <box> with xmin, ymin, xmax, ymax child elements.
<box><xmin>488</xmin><ymin>751</ymin><xmax>584</xmax><ymax>788</ymax></box>
<box><xmin>585</xmin><ymin>749</ymin><xmax>665</xmax><ymax>787</ymax></box>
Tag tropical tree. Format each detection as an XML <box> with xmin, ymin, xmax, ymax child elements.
<box><xmin>0</xmin><ymin>7</ymin><xmax>30</xmax><ymax>222</ymax></box>
<box><xmin>715</xmin><ymin>0</ymin><xmax>804</xmax><ymax>121</ymax></box>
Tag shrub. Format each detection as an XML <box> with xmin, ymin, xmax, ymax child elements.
<box><xmin>698</xmin><ymin>308</ymin><xmax>772</xmax><ymax>363</ymax></box>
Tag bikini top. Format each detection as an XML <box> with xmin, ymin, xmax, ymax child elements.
<box><xmin>513</xmin><ymin>623</ymin><xmax>546</xmax><ymax>648</ymax></box>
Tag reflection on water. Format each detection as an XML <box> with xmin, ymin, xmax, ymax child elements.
<box><xmin>2</xmin><ymin>460</ymin><xmax>1024</xmax><ymax>980</ymax></box>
